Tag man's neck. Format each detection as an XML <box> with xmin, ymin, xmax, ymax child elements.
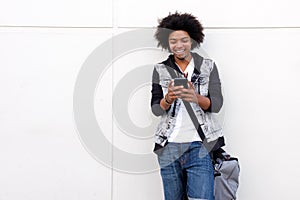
<box><xmin>174</xmin><ymin>54</ymin><xmax>192</xmax><ymax>72</ymax></box>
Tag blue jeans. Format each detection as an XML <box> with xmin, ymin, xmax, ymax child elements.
<box><xmin>157</xmin><ymin>142</ymin><xmax>214</xmax><ymax>200</ymax></box>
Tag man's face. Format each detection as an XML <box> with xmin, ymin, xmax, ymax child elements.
<box><xmin>168</xmin><ymin>30</ymin><xmax>192</xmax><ymax>60</ymax></box>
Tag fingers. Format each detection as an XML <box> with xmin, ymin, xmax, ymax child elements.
<box><xmin>167</xmin><ymin>80</ymin><xmax>173</xmax><ymax>88</ymax></box>
<box><xmin>180</xmin><ymin>93</ymin><xmax>197</xmax><ymax>103</ymax></box>
<box><xmin>167</xmin><ymin>80</ymin><xmax>179</xmax><ymax>101</ymax></box>
<box><xmin>167</xmin><ymin>80</ymin><xmax>195</xmax><ymax>102</ymax></box>
<box><xmin>177</xmin><ymin>82</ymin><xmax>197</xmax><ymax>103</ymax></box>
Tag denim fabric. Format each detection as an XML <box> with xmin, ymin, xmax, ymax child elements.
<box><xmin>158</xmin><ymin>142</ymin><xmax>214</xmax><ymax>200</ymax></box>
<box><xmin>152</xmin><ymin>54</ymin><xmax>224</xmax><ymax>147</ymax></box>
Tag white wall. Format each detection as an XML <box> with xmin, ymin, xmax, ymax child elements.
<box><xmin>1</xmin><ymin>0</ymin><xmax>300</xmax><ymax>199</ymax></box>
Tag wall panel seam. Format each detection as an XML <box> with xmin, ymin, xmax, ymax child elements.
<box><xmin>1</xmin><ymin>25</ymin><xmax>300</xmax><ymax>29</ymax></box>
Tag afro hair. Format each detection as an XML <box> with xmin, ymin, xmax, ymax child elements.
<box><xmin>154</xmin><ymin>12</ymin><xmax>205</xmax><ymax>50</ymax></box>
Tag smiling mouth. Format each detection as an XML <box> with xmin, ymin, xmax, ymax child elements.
<box><xmin>175</xmin><ymin>49</ymin><xmax>185</xmax><ymax>53</ymax></box>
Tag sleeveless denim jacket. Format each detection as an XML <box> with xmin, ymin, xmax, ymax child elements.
<box><xmin>153</xmin><ymin>53</ymin><xmax>223</xmax><ymax>147</ymax></box>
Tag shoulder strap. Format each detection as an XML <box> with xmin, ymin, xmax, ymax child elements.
<box><xmin>182</xmin><ymin>101</ymin><xmax>206</xmax><ymax>141</ymax></box>
<box><xmin>184</xmin><ymin>96</ymin><xmax>221</xmax><ymax>152</ymax></box>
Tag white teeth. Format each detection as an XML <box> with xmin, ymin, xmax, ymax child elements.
<box><xmin>175</xmin><ymin>50</ymin><xmax>184</xmax><ymax>53</ymax></box>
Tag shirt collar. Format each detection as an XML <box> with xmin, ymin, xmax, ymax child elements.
<box><xmin>176</xmin><ymin>58</ymin><xmax>194</xmax><ymax>81</ymax></box>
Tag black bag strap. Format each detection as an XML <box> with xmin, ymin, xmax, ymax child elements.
<box><xmin>181</xmin><ymin>100</ymin><xmax>206</xmax><ymax>141</ymax></box>
<box><xmin>182</xmin><ymin>96</ymin><xmax>219</xmax><ymax>152</ymax></box>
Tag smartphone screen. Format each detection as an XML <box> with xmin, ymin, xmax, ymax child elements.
<box><xmin>174</xmin><ymin>78</ymin><xmax>188</xmax><ymax>89</ymax></box>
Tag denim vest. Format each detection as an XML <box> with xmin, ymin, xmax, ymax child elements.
<box><xmin>154</xmin><ymin>58</ymin><xmax>223</xmax><ymax>147</ymax></box>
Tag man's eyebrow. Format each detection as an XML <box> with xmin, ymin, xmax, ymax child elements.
<box><xmin>169</xmin><ymin>37</ymin><xmax>189</xmax><ymax>40</ymax></box>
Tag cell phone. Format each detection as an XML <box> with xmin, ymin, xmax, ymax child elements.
<box><xmin>174</xmin><ymin>77</ymin><xmax>188</xmax><ymax>89</ymax></box>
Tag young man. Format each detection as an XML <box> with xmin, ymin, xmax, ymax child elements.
<box><xmin>151</xmin><ymin>12</ymin><xmax>224</xmax><ymax>200</ymax></box>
